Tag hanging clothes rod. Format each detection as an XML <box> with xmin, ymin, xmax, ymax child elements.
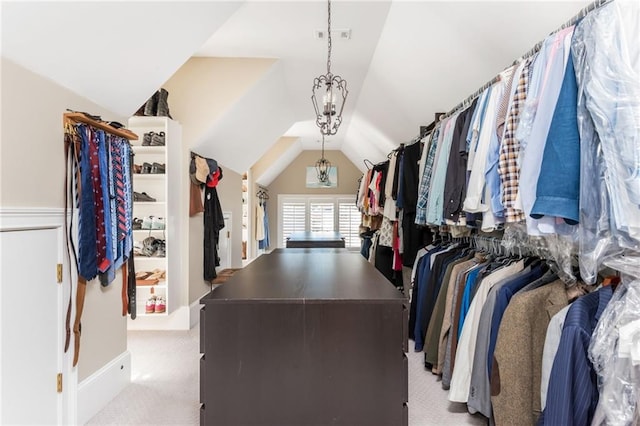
<box><xmin>63</xmin><ymin>112</ymin><xmax>139</xmax><ymax>140</ymax></box>
<box><xmin>430</xmin><ymin>0</ymin><xmax>613</xmax><ymax>124</ymax></box>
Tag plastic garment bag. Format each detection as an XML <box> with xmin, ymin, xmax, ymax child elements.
<box><xmin>589</xmin><ymin>279</ymin><xmax>640</xmax><ymax>426</ymax></box>
<box><xmin>573</xmin><ymin>0</ymin><xmax>640</xmax><ymax>283</ymax></box>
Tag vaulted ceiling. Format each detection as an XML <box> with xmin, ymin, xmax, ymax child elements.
<box><xmin>2</xmin><ymin>0</ymin><xmax>590</xmax><ymax>184</ymax></box>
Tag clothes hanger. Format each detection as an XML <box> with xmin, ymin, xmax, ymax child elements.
<box><xmin>363</xmin><ymin>159</ymin><xmax>374</xmax><ymax>170</ymax></box>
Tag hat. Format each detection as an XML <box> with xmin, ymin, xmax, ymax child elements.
<box><xmin>206</xmin><ymin>158</ymin><xmax>218</xmax><ymax>175</ymax></box>
<box><xmin>206</xmin><ymin>168</ymin><xmax>221</xmax><ymax>188</ymax></box>
<box><xmin>195</xmin><ymin>156</ymin><xmax>210</xmax><ymax>184</ymax></box>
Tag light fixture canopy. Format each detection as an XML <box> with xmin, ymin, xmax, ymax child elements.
<box><xmin>315</xmin><ymin>134</ymin><xmax>332</xmax><ymax>184</ymax></box>
<box><xmin>311</xmin><ymin>0</ymin><xmax>349</xmax><ymax>136</ymax></box>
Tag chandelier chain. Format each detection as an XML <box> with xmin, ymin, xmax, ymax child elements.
<box><xmin>327</xmin><ymin>0</ymin><xmax>332</xmax><ymax>75</ymax></box>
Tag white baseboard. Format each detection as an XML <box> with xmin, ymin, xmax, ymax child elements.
<box><xmin>189</xmin><ymin>300</ymin><xmax>202</xmax><ymax>328</ymax></box>
<box><xmin>77</xmin><ymin>351</ymin><xmax>131</xmax><ymax>425</ymax></box>
<box><xmin>127</xmin><ymin>306</ymin><xmax>190</xmax><ymax>330</ymax></box>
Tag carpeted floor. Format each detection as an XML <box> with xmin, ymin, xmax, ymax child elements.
<box><xmin>88</xmin><ymin>324</ymin><xmax>486</xmax><ymax>425</ymax></box>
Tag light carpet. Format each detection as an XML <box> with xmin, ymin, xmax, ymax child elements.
<box><xmin>88</xmin><ymin>324</ymin><xmax>485</xmax><ymax>425</ymax></box>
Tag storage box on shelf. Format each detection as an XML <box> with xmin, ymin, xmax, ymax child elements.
<box><xmin>128</xmin><ymin>116</ymin><xmax>182</xmax><ymax>321</ymax></box>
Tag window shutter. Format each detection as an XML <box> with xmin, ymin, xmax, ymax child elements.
<box><xmin>310</xmin><ymin>202</ymin><xmax>335</xmax><ymax>232</ymax></box>
<box><xmin>282</xmin><ymin>202</ymin><xmax>306</xmax><ymax>246</ymax></box>
<box><xmin>339</xmin><ymin>203</ymin><xmax>361</xmax><ymax>248</ymax></box>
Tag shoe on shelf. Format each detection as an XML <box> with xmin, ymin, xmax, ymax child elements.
<box><xmin>142</xmin><ymin>236</ymin><xmax>159</xmax><ymax>257</ymax></box>
<box><xmin>150</xmin><ymin>131</ymin><xmax>165</xmax><ymax>146</ymax></box>
<box><xmin>133</xmin><ymin>192</ymin><xmax>156</xmax><ymax>202</ymax></box>
<box><xmin>136</xmin><ymin>271</ymin><xmax>151</xmax><ymax>280</ymax></box>
<box><xmin>154</xmin><ymin>296</ymin><xmax>166</xmax><ymax>313</ymax></box>
<box><xmin>147</xmin><ymin>269</ymin><xmax>166</xmax><ymax>281</ymax></box>
<box><xmin>151</xmin><ymin>217</ymin><xmax>165</xmax><ymax>230</ymax></box>
<box><xmin>144</xmin><ymin>92</ymin><xmax>159</xmax><ymax>117</ymax></box>
<box><xmin>142</xmin><ymin>162</ymin><xmax>153</xmax><ymax>174</ymax></box>
<box><xmin>132</xmin><ymin>218</ymin><xmax>143</xmax><ymax>230</ymax></box>
<box><xmin>151</xmin><ymin>162</ymin><xmax>165</xmax><ymax>174</ymax></box>
<box><xmin>133</xmin><ymin>240</ymin><xmax>145</xmax><ymax>256</ymax></box>
<box><xmin>141</xmin><ymin>216</ymin><xmax>154</xmax><ymax>230</ymax></box>
<box><xmin>154</xmin><ymin>239</ymin><xmax>166</xmax><ymax>257</ymax></box>
<box><xmin>133</xmin><ymin>164</ymin><xmax>143</xmax><ymax>174</ymax></box>
<box><xmin>156</xmin><ymin>88</ymin><xmax>173</xmax><ymax>119</ymax></box>
<box><xmin>142</xmin><ymin>131</ymin><xmax>154</xmax><ymax>146</ymax></box>
<box><xmin>145</xmin><ymin>296</ymin><xmax>157</xmax><ymax>314</ymax></box>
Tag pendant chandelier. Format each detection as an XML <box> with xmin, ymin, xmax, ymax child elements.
<box><xmin>315</xmin><ymin>134</ymin><xmax>332</xmax><ymax>184</ymax></box>
<box><xmin>311</xmin><ymin>0</ymin><xmax>348</xmax><ymax>136</ymax></box>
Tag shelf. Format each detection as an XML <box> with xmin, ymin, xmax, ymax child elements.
<box><xmin>128</xmin><ymin>115</ymin><xmax>181</xmax><ymax>329</ymax></box>
<box><xmin>133</xmin><ymin>201</ymin><xmax>166</xmax><ymax>206</ymax></box>
<box><xmin>136</xmin><ymin>284</ymin><xmax>167</xmax><ymax>290</ymax></box>
<box><xmin>134</xmin><ymin>311</ymin><xmax>168</xmax><ymax>317</ymax></box>
<box><xmin>133</xmin><ymin>173</ymin><xmax>166</xmax><ymax>179</ymax></box>
<box><xmin>131</xmin><ymin>146</ymin><xmax>165</xmax><ymax>154</ymax></box>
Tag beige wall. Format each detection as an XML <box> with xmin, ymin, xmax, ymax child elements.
<box><xmin>188</xmin><ymin>165</ymin><xmax>243</xmax><ymax>304</ymax></box>
<box><xmin>251</xmin><ymin>136</ymin><xmax>298</xmax><ymax>182</ymax></box>
<box><xmin>267</xmin><ymin>150</ymin><xmax>361</xmax><ymax>244</ymax></box>
<box><xmin>163</xmin><ymin>57</ymin><xmax>276</xmax><ymax>146</ymax></box>
<box><xmin>1</xmin><ymin>58</ymin><xmax>127</xmax><ymax>382</ymax></box>
<box><xmin>164</xmin><ymin>57</ymin><xmax>274</xmax><ymax>304</ymax></box>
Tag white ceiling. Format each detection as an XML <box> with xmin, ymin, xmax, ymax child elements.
<box><xmin>1</xmin><ymin>0</ymin><xmax>591</xmax><ymax>179</ymax></box>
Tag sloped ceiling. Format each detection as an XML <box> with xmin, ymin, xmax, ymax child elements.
<box><xmin>0</xmin><ymin>1</ymin><xmax>242</xmax><ymax>116</ymax></box>
<box><xmin>1</xmin><ymin>1</ymin><xmax>591</xmax><ymax>176</ymax></box>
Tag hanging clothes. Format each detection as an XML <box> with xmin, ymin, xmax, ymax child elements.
<box><xmin>539</xmin><ymin>285</ymin><xmax>613</xmax><ymax>426</ymax></box>
<box><xmin>255</xmin><ymin>202</ymin><xmax>265</xmax><ymax>242</ymax></box>
<box><xmin>402</xmin><ymin>140</ymin><xmax>432</xmax><ymax>266</ymax></box>
<box><xmin>258</xmin><ymin>200</ymin><xmax>270</xmax><ymax>250</ymax></box>
<box><xmin>203</xmin><ymin>170</ymin><xmax>225</xmax><ymax>282</ymax></box>
<box><xmin>491</xmin><ymin>279</ymin><xmax>568</xmax><ymax>425</ymax></box>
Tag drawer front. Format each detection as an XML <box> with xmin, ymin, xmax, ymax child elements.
<box><xmin>200</xmin><ymin>355</ymin><xmax>206</xmax><ymax>404</ymax></box>
<box><xmin>402</xmin><ymin>403</ymin><xmax>408</xmax><ymax>426</ymax></box>
<box><xmin>402</xmin><ymin>353</ymin><xmax>408</xmax><ymax>403</ymax></box>
<box><xmin>200</xmin><ymin>306</ymin><xmax>205</xmax><ymax>354</ymax></box>
<box><xmin>402</xmin><ymin>304</ymin><xmax>408</xmax><ymax>353</ymax></box>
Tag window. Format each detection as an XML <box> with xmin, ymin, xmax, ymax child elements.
<box><xmin>281</xmin><ymin>202</ymin><xmax>306</xmax><ymax>247</ymax></box>
<box><xmin>278</xmin><ymin>195</ymin><xmax>362</xmax><ymax>249</ymax></box>
<box><xmin>338</xmin><ymin>202</ymin><xmax>361</xmax><ymax>248</ymax></box>
<box><xmin>310</xmin><ymin>202</ymin><xmax>334</xmax><ymax>232</ymax></box>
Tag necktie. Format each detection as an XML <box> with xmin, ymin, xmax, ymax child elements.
<box><xmin>111</xmin><ymin>138</ymin><xmax>128</xmax><ymax>240</ymax></box>
<box><xmin>89</xmin><ymin>129</ymin><xmax>110</xmax><ymax>272</ymax></box>
<box><xmin>77</xmin><ymin>125</ymin><xmax>98</xmax><ymax>280</ymax></box>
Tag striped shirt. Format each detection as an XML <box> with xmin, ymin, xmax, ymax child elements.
<box><xmin>539</xmin><ymin>285</ymin><xmax>613</xmax><ymax>425</ymax></box>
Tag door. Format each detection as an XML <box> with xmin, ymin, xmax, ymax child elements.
<box><xmin>218</xmin><ymin>212</ymin><xmax>232</xmax><ymax>270</ymax></box>
<box><xmin>0</xmin><ymin>228</ymin><xmax>63</xmax><ymax>424</ymax></box>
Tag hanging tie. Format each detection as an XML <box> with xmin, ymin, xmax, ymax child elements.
<box><xmin>111</xmin><ymin>138</ymin><xmax>128</xmax><ymax>240</ymax></box>
<box><xmin>88</xmin><ymin>129</ymin><xmax>110</xmax><ymax>272</ymax></box>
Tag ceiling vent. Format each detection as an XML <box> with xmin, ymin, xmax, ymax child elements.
<box><xmin>315</xmin><ymin>29</ymin><xmax>351</xmax><ymax>40</ymax></box>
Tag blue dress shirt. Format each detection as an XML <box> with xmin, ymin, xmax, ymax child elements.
<box><xmin>539</xmin><ymin>285</ymin><xmax>613</xmax><ymax>426</ymax></box>
<box><xmin>457</xmin><ymin>264</ymin><xmax>484</xmax><ymax>337</ymax></box>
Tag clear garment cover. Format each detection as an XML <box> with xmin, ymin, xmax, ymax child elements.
<box><xmin>573</xmin><ymin>0</ymin><xmax>640</xmax><ymax>284</ymax></box>
<box><xmin>589</xmin><ymin>279</ymin><xmax>640</xmax><ymax>426</ymax></box>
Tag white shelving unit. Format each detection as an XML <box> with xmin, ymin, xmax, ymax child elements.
<box><xmin>127</xmin><ymin>116</ymin><xmax>183</xmax><ymax>323</ymax></box>
<box><xmin>242</xmin><ymin>173</ymin><xmax>248</xmax><ymax>260</ymax></box>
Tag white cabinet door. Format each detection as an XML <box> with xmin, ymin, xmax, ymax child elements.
<box><xmin>218</xmin><ymin>212</ymin><xmax>232</xmax><ymax>270</ymax></box>
<box><xmin>0</xmin><ymin>228</ymin><xmax>62</xmax><ymax>425</ymax></box>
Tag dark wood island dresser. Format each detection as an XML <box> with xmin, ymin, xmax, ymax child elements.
<box><xmin>199</xmin><ymin>249</ymin><xmax>408</xmax><ymax>425</ymax></box>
